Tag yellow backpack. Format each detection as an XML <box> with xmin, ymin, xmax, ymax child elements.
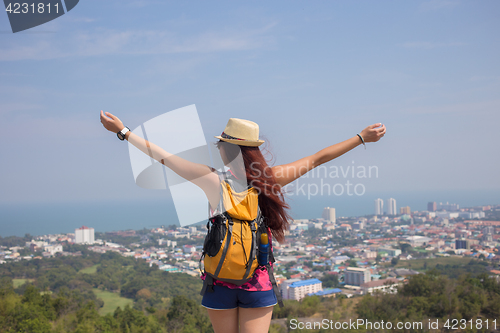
<box><xmin>201</xmin><ymin>174</ymin><xmax>262</xmax><ymax>285</ymax></box>
<box><xmin>199</xmin><ymin>171</ymin><xmax>284</xmax><ymax>307</ymax></box>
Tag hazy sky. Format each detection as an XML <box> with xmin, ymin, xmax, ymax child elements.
<box><xmin>1</xmin><ymin>0</ymin><xmax>499</xmax><ymax>211</ymax></box>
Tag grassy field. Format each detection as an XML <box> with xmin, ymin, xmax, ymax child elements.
<box><xmin>79</xmin><ymin>264</ymin><xmax>100</xmax><ymax>274</ymax></box>
<box><xmin>93</xmin><ymin>289</ymin><xmax>134</xmax><ymax>315</ymax></box>
<box><xmin>385</xmin><ymin>256</ymin><xmax>472</xmax><ymax>271</ymax></box>
<box><xmin>13</xmin><ymin>278</ymin><xmax>35</xmax><ymax>288</ymax></box>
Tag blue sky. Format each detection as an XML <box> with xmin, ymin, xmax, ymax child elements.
<box><xmin>1</xmin><ymin>0</ymin><xmax>499</xmax><ymax>216</ymax></box>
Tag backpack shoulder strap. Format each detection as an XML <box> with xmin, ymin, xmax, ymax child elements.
<box><xmin>208</xmin><ymin>169</ymin><xmax>229</xmax><ymax>217</ymax></box>
<box><xmin>266</xmin><ymin>263</ymin><xmax>284</xmax><ymax>307</ymax></box>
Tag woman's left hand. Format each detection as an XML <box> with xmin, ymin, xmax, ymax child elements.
<box><xmin>360</xmin><ymin>123</ymin><xmax>386</xmax><ymax>143</ymax></box>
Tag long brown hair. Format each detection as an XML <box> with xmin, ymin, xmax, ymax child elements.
<box><xmin>240</xmin><ymin>146</ymin><xmax>291</xmax><ymax>243</ymax></box>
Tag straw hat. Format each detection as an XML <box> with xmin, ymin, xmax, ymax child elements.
<box><xmin>214</xmin><ymin>118</ymin><xmax>265</xmax><ymax>147</ymax></box>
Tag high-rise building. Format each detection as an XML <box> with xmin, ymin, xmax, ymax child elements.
<box><xmin>437</xmin><ymin>202</ymin><xmax>459</xmax><ymax>211</ymax></box>
<box><xmin>400</xmin><ymin>206</ymin><xmax>411</xmax><ymax>215</ymax></box>
<box><xmin>387</xmin><ymin>198</ymin><xmax>397</xmax><ymax>215</ymax></box>
<box><xmin>455</xmin><ymin>239</ymin><xmax>470</xmax><ymax>250</ymax></box>
<box><xmin>482</xmin><ymin>226</ymin><xmax>494</xmax><ymax>242</ymax></box>
<box><xmin>427</xmin><ymin>202</ymin><xmax>437</xmax><ymax>212</ymax></box>
<box><xmin>375</xmin><ymin>198</ymin><xmax>384</xmax><ymax>215</ymax></box>
<box><xmin>322</xmin><ymin>207</ymin><xmax>336</xmax><ymax>223</ymax></box>
<box><xmin>75</xmin><ymin>226</ymin><xmax>95</xmax><ymax>244</ymax></box>
<box><xmin>483</xmin><ymin>226</ymin><xmax>494</xmax><ymax>235</ymax></box>
<box><xmin>345</xmin><ymin>267</ymin><xmax>371</xmax><ymax>286</ymax></box>
<box><xmin>353</xmin><ymin>222</ymin><xmax>364</xmax><ymax>230</ymax></box>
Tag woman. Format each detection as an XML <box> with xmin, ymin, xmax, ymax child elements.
<box><xmin>100</xmin><ymin>110</ymin><xmax>386</xmax><ymax>333</ymax></box>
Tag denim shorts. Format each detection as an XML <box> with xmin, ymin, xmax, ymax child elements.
<box><xmin>201</xmin><ymin>285</ymin><xmax>277</xmax><ymax>310</ymax></box>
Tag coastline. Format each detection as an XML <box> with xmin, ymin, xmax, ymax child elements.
<box><xmin>1</xmin><ymin>188</ymin><xmax>499</xmax><ymax>237</ymax></box>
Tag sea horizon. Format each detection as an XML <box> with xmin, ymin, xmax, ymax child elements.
<box><xmin>0</xmin><ymin>188</ymin><xmax>498</xmax><ymax>238</ymax></box>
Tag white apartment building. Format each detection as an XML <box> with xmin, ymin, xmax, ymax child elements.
<box><xmin>43</xmin><ymin>244</ymin><xmax>63</xmax><ymax>255</ymax></box>
<box><xmin>281</xmin><ymin>279</ymin><xmax>323</xmax><ymax>301</ymax></box>
<box><xmin>459</xmin><ymin>211</ymin><xmax>485</xmax><ymax>219</ymax></box>
<box><xmin>322</xmin><ymin>207</ymin><xmax>336</xmax><ymax>223</ymax></box>
<box><xmin>362</xmin><ymin>251</ymin><xmax>377</xmax><ymax>259</ymax></box>
<box><xmin>183</xmin><ymin>245</ymin><xmax>196</xmax><ymax>253</ymax></box>
<box><xmin>375</xmin><ymin>198</ymin><xmax>384</xmax><ymax>215</ymax></box>
<box><xmin>436</xmin><ymin>211</ymin><xmax>460</xmax><ymax>219</ymax></box>
<box><xmin>308</xmin><ymin>222</ymin><xmax>323</xmax><ymax>229</ymax></box>
<box><xmin>405</xmin><ymin>235</ymin><xmax>432</xmax><ymax>247</ymax></box>
<box><xmin>387</xmin><ymin>198</ymin><xmax>397</xmax><ymax>215</ymax></box>
<box><xmin>344</xmin><ymin>267</ymin><xmax>371</xmax><ymax>286</ymax></box>
<box><xmin>280</xmin><ymin>278</ymin><xmax>301</xmax><ymax>300</ymax></box>
<box><xmin>361</xmin><ymin>278</ymin><xmax>401</xmax><ymax>294</ymax></box>
<box><xmin>75</xmin><ymin>226</ymin><xmax>95</xmax><ymax>244</ymax></box>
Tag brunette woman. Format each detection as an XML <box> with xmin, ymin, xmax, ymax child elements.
<box><xmin>100</xmin><ymin>110</ymin><xmax>386</xmax><ymax>333</ymax></box>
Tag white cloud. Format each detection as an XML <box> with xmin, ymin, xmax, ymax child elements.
<box><xmin>0</xmin><ymin>40</ymin><xmax>56</xmax><ymax>61</ymax></box>
<box><xmin>0</xmin><ymin>24</ymin><xmax>276</xmax><ymax>61</ymax></box>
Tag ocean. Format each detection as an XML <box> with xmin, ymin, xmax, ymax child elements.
<box><xmin>0</xmin><ymin>189</ymin><xmax>498</xmax><ymax>237</ymax></box>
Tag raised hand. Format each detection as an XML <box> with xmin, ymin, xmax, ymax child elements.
<box><xmin>359</xmin><ymin>123</ymin><xmax>386</xmax><ymax>143</ymax></box>
<box><xmin>100</xmin><ymin>110</ymin><xmax>125</xmax><ymax>133</ymax></box>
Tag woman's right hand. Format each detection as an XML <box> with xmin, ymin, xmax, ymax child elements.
<box><xmin>100</xmin><ymin>110</ymin><xmax>125</xmax><ymax>133</ymax></box>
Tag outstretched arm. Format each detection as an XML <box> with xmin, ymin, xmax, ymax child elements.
<box><xmin>100</xmin><ymin>111</ymin><xmax>220</xmax><ymax>207</ymax></box>
<box><xmin>272</xmin><ymin>123</ymin><xmax>386</xmax><ymax>187</ymax></box>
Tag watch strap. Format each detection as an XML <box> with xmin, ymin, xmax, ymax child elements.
<box><xmin>117</xmin><ymin>127</ymin><xmax>130</xmax><ymax>141</ymax></box>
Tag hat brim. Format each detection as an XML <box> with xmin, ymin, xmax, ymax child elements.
<box><xmin>214</xmin><ymin>136</ymin><xmax>264</xmax><ymax>147</ymax></box>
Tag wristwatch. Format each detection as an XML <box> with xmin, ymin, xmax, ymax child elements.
<box><xmin>117</xmin><ymin>127</ymin><xmax>130</xmax><ymax>141</ymax></box>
